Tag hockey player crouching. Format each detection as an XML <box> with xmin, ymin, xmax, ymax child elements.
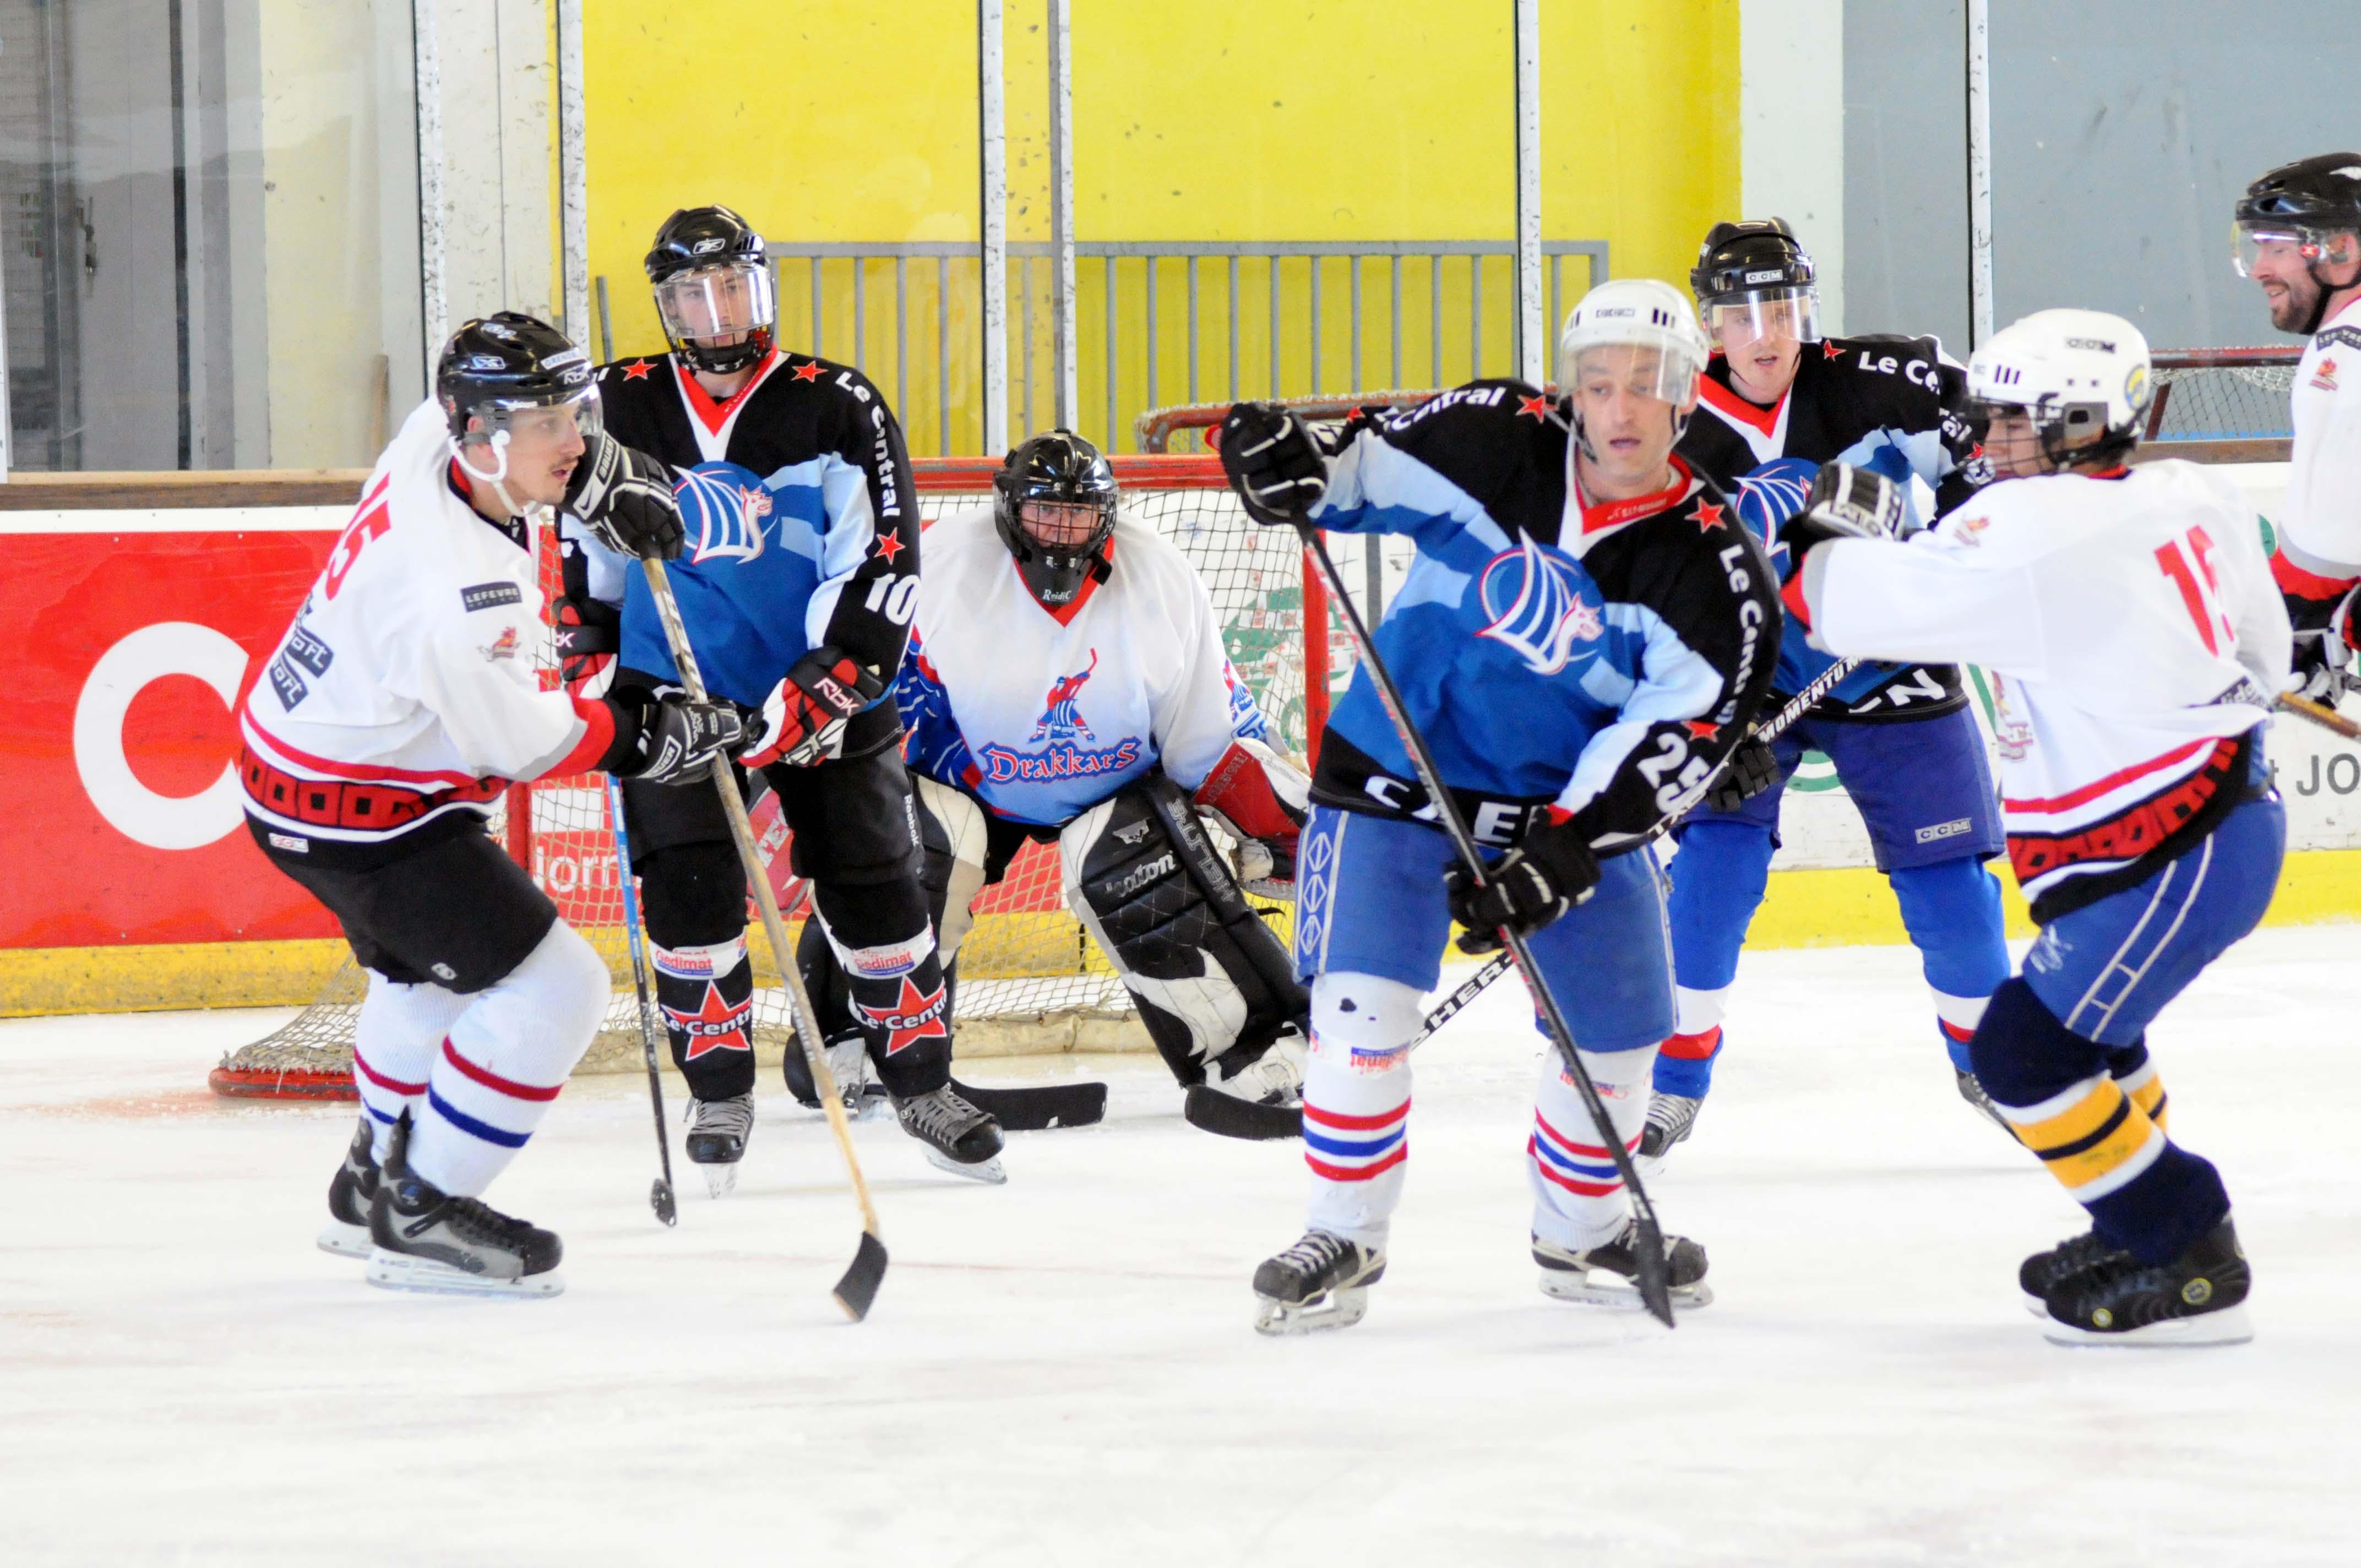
<box><xmin>244</xmin><ymin>314</ymin><xmax>747</xmax><ymax>1295</ymax></box>
<box><xmin>801</xmin><ymin>431</ymin><xmax>1314</xmax><ymax>1121</ymax></box>
<box><xmin>1222</xmin><ymin>280</ymin><xmax>1783</xmax><ymax>1333</ymax></box>
<box><xmin>1775</xmin><ymin>311</ymin><xmax>2288</xmax><ymax>1345</ymax></box>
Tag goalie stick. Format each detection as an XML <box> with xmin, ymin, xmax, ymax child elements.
<box><xmin>606</xmin><ymin>774</ymin><xmax>679</xmax><ymax>1227</ymax></box>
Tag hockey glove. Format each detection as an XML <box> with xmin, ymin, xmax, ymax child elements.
<box><xmin>618</xmin><ymin>692</ymin><xmax>750</xmax><ymax>786</ymax></box>
<box><xmin>1218</xmin><ymin>402</ymin><xmax>1328</xmax><ymax>525</ymax></box>
<box><xmin>2286</xmin><ymin>581</ymin><xmax>2361</xmax><ymax>706</ymax></box>
<box><xmin>1802</xmin><ymin>461</ymin><xmax>1908</xmax><ymax>541</ymax></box>
<box><xmin>553</xmin><ymin>594</ymin><xmax>620</xmax><ymax>688</ymax></box>
<box><xmin>1444</xmin><ymin>817</ymin><xmax>1601</xmax><ymax>955</ymax></box>
<box><xmin>565</xmin><ymin>432</ymin><xmax>685</xmax><ymax>560</ymax></box>
<box><xmin>1193</xmin><ymin>738</ymin><xmax>1311</xmax><ymax>899</ymax></box>
<box><xmin>1702</xmin><ymin>733</ymin><xmax>1781</xmax><ymax>814</ymax></box>
<box><xmin>743</xmin><ymin>649</ymin><xmax>885</xmax><ymax>769</ymax></box>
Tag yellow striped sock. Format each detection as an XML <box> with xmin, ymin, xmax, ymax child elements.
<box><xmin>2005</xmin><ymin>1076</ymin><xmax>2166</xmax><ymax>1200</ymax></box>
<box><xmin>2118</xmin><ymin>1065</ymin><xmax>2169</xmax><ymax>1136</ymax></box>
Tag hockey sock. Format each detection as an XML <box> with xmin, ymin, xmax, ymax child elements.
<box><xmin>1655</xmin><ymin>982</ymin><xmax>1729</xmax><ymax>1097</ymax></box>
<box><xmin>407</xmin><ymin>922</ymin><xmax>608</xmax><ymax>1197</ymax></box>
<box><xmin>652</xmin><ymin>937</ymin><xmax>758</xmax><ymax>1100</ymax></box>
<box><xmin>1890</xmin><ymin>858</ymin><xmax>2010</xmax><ymax>1072</ymax></box>
<box><xmin>1528</xmin><ymin>1043</ymin><xmax>1657</xmax><ymax>1251</ymax></box>
<box><xmin>1301</xmin><ymin>972</ymin><xmax>1422</xmax><ymax>1249</ymax></box>
<box><xmin>811</xmin><ymin>878</ymin><xmax>950</xmax><ymax>1100</ymax></box>
<box><xmin>351</xmin><ymin>971</ymin><xmax>471</xmax><ymax>1162</ymax></box>
<box><xmin>1971</xmin><ymin>979</ymin><xmax>2227</xmax><ymax>1264</ymax></box>
<box><xmin>2109</xmin><ymin>1039</ymin><xmax>2168</xmax><ymax>1133</ymax></box>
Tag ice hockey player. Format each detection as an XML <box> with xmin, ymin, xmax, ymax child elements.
<box><xmin>2233</xmin><ymin>154</ymin><xmax>2361</xmax><ymax>704</ymax></box>
<box><xmin>1776</xmin><ymin>309</ymin><xmax>2287</xmax><ymax>1345</ymax></box>
<box><xmin>799</xmin><ymin>429</ymin><xmax>1313</xmax><ymax>1120</ymax></box>
<box><xmin>243</xmin><ymin>313</ymin><xmax>746</xmax><ymax>1295</ymax></box>
<box><xmin>1221</xmin><ymin>279</ymin><xmax>1783</xmax><ymax>1333</ymax></box>
<box><xmin>1651</xmin><ymin>217</ymin><xmax>2014</xmax><ymax>1164</ymax></box>
<box><xmin>556</xmin><ymin>204</ymin><xmax>1004</xmax><ymax>1191</ymax></box>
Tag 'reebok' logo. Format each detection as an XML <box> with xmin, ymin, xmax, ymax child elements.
<box><xmin>676</xmin><ymin>460</ymin><xmax>773</xmax><ymax>565</ymax></box>
<box><xmin>1474</xmin><ymin>533</ymin><xmax>1604</xmax><ymax>676</ymax></box>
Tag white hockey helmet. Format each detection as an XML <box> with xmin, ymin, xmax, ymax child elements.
<box><xmin>1965</xmin><ymin>308</ymin><xmax>2152</xmax><ymax>469</ymax></box>
<box><xmin>1555</xmin><ymin>278</ymin><xmax>1712</xmax><ymax>408</ymax></box>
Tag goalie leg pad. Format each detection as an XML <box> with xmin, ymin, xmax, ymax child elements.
<box><xmin>1062</xmin><ymin>776</ymin><xmax>1308</xmax><ymax>1087</ymax></box>
<box><xmin>913</xmin><ymin>774</ymin><xmax>991</xmax><ymax>964</ymax></box>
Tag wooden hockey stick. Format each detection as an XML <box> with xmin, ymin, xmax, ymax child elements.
<box><xmin>605</xmin><ymin>774</ymin><xmax>679</xmax><ymax>1227</ymax></box>
<box><xmin>2278</xmin><ymin>690</ymin><xmax>2361</xmax><ymax>741</ymax></box>
<box><xmin>637</xmin><ymin>550</ymin><xmax>888</xmax><ymax>1321</ymax></box>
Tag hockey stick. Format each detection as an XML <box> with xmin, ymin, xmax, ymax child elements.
<box><xmin>1293</xmin><ymin>522</ymin><xmax>1682</xmax><ymax>1327</ymax></box>
<box><xmin>605</xmin><ymin>774</ymin><xmax>679</xmax><ymax>1226</ymax></box>
<box><xmin>2278</xmin><ymin>690</ymin><xmax>2361</xmax><ymax>741</ymax></box>
<box><xmin>637</xmin><ymin>550</ymin><xmax>888</xmax><ymax>1321</ymax></box>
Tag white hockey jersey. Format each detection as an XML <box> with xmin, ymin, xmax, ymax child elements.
<box><xmin>1795</xmin><ymin>459</ymin><xmax>2290</xmax><ymax>914</ymax></box>
<box><xmin>2276</xmin><ymin>293</ymin><xmax>2361</xmax><ymax>584</ymax></box>
<box><xmin>895</xmin><ymin>504</ymin><xmax>1268</xmax><ymax>826</ymax></box>
<box><xmin>238</xmin><ymin>399</ymin><xmax>614</xmax><ymax>858</ymax></box>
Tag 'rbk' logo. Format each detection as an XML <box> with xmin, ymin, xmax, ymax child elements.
<box><xmin>1475</xmin><ymin>533</ymin><xmax>1605</xmax><ymax>676</ymax></box>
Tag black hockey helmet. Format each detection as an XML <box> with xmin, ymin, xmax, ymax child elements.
<box><xmin>644</xmin><ymin>205</ymin><xmax>776</xmax><ymax>374</ymax></box>
<box><xmin>993</xmin><ymin>430</ymin><xmax>1119</xmax><ymax>608</ymax></box>
<box><xmin>434</xmin><ymin>312</ymin><xmax>598</xmax><ymax>444</ymax></box>
<box><xmin>1690</xmin><ymin>217</ymin><xmax>1821</xmax><ymax>345</ymax></box>
<box><xmin>2234</xmin><ymin>154</ymin><xmax>2361</xmax><ymax>334</ymax></box>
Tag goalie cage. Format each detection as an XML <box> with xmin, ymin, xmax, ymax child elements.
<box><xmin>211</xmin><ymin>453</ymin><xmax>1339</xmax><ymax>1099</ymax></box>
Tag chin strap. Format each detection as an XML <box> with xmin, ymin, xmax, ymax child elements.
<box><xmin>450</xmin><ymin>429</ymin><xmax>526</xmax><ymax>521</ymax></box>
<box><xmin>2299</xmin><ymin>242</ymin><xmax>2361</xmax><ymax>335</ymax></box>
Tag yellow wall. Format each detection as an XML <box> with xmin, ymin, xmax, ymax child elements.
<box><xmin>581</xmin><ymin>2</ymin><xmax>1740</xmax><ymax>454</ymax></box>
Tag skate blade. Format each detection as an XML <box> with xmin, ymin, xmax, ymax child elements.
<box><xmin>1631</xmin><ymin>1151</ymin><xmax>1668</xmax><ymax>1182</ymax></box>
<box><xmin>316</xmin><ymin>1220</ymin><xmax>372</xmax><ymax>1259</ymax></box>
<box><xmin>2041</xmin><ymin>1303</ymin><xmax>2252</xmax><ymax>1348</ymax></box>
<box><xmin>363</xmin><ymin>1247</ymin><xmax>564</xmax><ymax>1299</ymax></box>
<box><xmin>922</xmin><ymin>1145</ymin><xmax>1008</xmax><ymax>1185</ymax></box>
<box><xmin>1538</xmin><ymin>1270</ymin><xmax>1713</xmax><ymax>1311</ymax></box>
<box><xmin>698</xmin><ymin>1161</ymin><xmax>741</xmax><ymax>1199</ymax></box>
<box><xmin>1253</xmin><ymin>1286</ymin><xmax>1371</xmax><ymax>1337</ymax></box>
<box><xmin>2022</xmin><ymin>1291</ymin><xmax>2047</xmax><ymax>1317</ymax></box>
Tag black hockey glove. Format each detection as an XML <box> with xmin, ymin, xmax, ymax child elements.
<box><xmin>1218</xmin><ymin>402</ymin><xmax>1329</xmax><ymax>525</ymax></box>
<box><xmin>744</xmin><ymin>648</ymin><xmax>885</xmax><ymax>769</ymax></box>
<box><xmin>565</xmin><ymin>432</ymin><xmax>685</xmax><ymax>560</ymax></box>
<box><xmin>616</xmin><ymin>690</ymin><xmax>750</xmax><ymax>785</ymax></box>
<box><xmin>1444</xmin><ymin>818</ymin><xmax>1601</xmax><ymax>955</ymax></box>
<box><xmin>553</xmin><ymin>593</ymin><xmax>620</xmax><ymax>688</ymax></box>
<box><xmin>1702</xmin><ymin>733</ymin><xmax>1781</xmax><ymax>814</ymax></box>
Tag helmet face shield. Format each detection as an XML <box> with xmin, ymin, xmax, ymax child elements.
<box><xmin>655</xmin><ymin>262</ymin><xmax>776</xmax><ymax>347</ymax></box>
<box><xmin>1705</xmin><ymin>287</ymin><xmax>1822</xmax><ymax>349</ymax></box>
<box><xmin>1561</xmin><ymin>340</ymin><xmax>1705</xmax><ymax>415</ymax></box>
<box><xmin>461</xmin><ymin>384</ymin><xmax>602</xmax><ymax>453</ymax></box>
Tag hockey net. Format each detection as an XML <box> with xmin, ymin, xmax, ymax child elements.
<box><xmin>210</xmin><ymin>454</ymin><xmax>1331</xmax><ymax>1099</ymax></box>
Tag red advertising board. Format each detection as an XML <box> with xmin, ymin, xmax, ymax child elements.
<box><xmin>2</xmin><ymin>521</ymin><xmax>344</xmax><ymax>948</ymax></box>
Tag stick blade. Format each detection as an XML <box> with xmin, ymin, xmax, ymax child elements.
<box><xmin>1183</xmin><ymin>1085</ymin><xmax>1303</xmax><ymax>1141</ymax></box>
<box><xmin>650</xmin><ymin>1178</ymin><xmax>677</xmax><ymax>1228</ymax></box>
<box><xmin>833</xmin><ymin>1230</ymin><xmax>889</xmax><ymax>1321</ymax></box>
<box><xmin>1631</xmin><ymin>1214</ymin><xmax>1678</xmax><ymax>1329</ymax></box>
<box><xmin>953</xmin><ymin>1077</ymin><xmax>1109</xmax><ymax>1132</ymax></box>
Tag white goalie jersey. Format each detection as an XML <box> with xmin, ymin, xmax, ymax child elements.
<box><xmin>1794</xmin><ymin>459</ymin><xmax>2291</xmax><ymax>912</ymax></box>
<box><xmin>238</xmin><ymin>400</ymin><xmax>616</xmax><ymax>857</ymax></box>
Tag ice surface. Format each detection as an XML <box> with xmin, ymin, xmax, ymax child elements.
<box><xmin>3</xmin><ymin>930</ymin><xmax>2356</xmax><ymax>1565</ymax></box>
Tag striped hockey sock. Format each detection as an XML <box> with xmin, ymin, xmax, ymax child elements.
<box><xmin>1529</xmin><ymin>1045</ymin><xmax>1656</xmax><ymax>1251</ymax></box>
<box><xmin>1300</xmin><ymin>973</ymin><xmax>1423</xmax><ymax>1247</ymax></box>
<box><xmin>351</xmin><ymin>971</ymin><xmax>469</xmax><ymax>1162</ymax></box>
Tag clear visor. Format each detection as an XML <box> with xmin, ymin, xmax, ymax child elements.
<box><xmin>1560</xmin><ymin>340</ymin><xmax>1705</xmax><ymax>412</ymax></box>
<box><xmin>654</xmin><ymin>262</ymin><xmax>776</xmax><ymax>345</ymax></box>
<box><xmin>1705</xmin><ymin>288</ymin><xmax>1821</xmax><ymax>348</ymax></box>
<box><xmin>1019</xmin><ymin>498</ymin><xmax>1111</xmax><ymax>552</ymax></box>
<box><xmin>462</xmin><ymin>385</ymin><xmax>602</xmax><ymax>450</ymax></box>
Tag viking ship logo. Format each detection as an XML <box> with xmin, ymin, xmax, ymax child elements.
<box><xmin>1474</xmin><ymin>533</ymin><xmax>1604</xmax><ymax>676</ymax></box>
<box><xmin>677</xmin><ymin>460</ymin><xmax>773</xmax><ymax>566</ymax></box>
<box><xmin>1029</xmin><ymin>650</ymin><xmax>1098</xmax><ymax>742</ymax></box>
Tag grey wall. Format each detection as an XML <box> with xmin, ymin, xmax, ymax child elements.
<box><xmin>1843</xmin><ymin>1</ymin><xmax>1968</xmax><ymax>351</ymax></box>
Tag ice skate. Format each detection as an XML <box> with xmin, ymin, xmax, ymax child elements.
<box><xmin>1535</xmin><ymin>1221</ymin><xmax>1712</xmax><ymax>1310</ymax></box>
<box><xmin>2040</xmin><ymin>1218</ymin><xmax>2251</xmax><ymax>1347</ymax></box>
<box><xmin>1252</xmin><ymin>1230</ymin><xmax>1385</xmax><ymax>1336</ymax></box>
<box><xmin>1955</xmin><ymin>1068</ymin><xmax>2020</xmax><ymax>1141</ymax></box>
<box><xmin>2017</xmin><ymin>1228</ymin><xmax>2130</xmax><ymax>1315</ymax></box>
<box><xmin>786</xmin><ymin>1027</ymin><xmax>891</xmax><ymax>1121</ymax></box>
<box><xmin>1633</xmin><ymin>1091</ymin><xmax>1701</xmax><ymax>1176</ymax></box>
<box><xmin>683</xmin><ymin>1092</ymin><xmax>755</xmax><ymax>1198</ymax></box>
<box><xmin>317</xmin><ymin>1114</ymin><xmax>379</xmax><ymax>1258</ymax></box>
<box><xmin>365</xmin><ymin>1117</ymin><xmax>564</xmax><ymax>1298</ymax></box>
<box><xmin>895</xmin><ymin>1083</ymin><xmax>1006</xmax><ymax>1184</ymax></box>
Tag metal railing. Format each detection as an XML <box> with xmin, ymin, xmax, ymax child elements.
<box><xmin>618</xmin><ymin>239</ymin><xmax>1607</xmax><ymax>458</ymax></box>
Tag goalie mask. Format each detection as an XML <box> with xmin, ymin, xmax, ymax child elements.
<box><xmin>1965</xmin><ymin>308</ymin><xmax>2151</xmax><ymax>476</ymax></box>
<box><xmin>2234</xmin><ymin>153</ymin><xmax>2361</xmax><ymax>336</ymax></box>
<box><xmin>993</xmin><ymin>430</ymin><xmax>1119</xmax><ymax>608</ymax></box>
<box><xmin>645</xmin><ymin>205</ymin><xmax>777</xmax><ymax>375</ymax></box>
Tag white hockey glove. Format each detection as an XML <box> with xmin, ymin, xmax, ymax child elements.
<box><xmin>1802</xmin><ymin>461</ymin><xmax>1908</xmax><ymax>540</ymax></box>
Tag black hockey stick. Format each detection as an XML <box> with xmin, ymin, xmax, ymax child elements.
<box><xmin>638</xmin><ymin>549</ymin><xmax>888</xmax><ymax>1321</ymax></box>
<box><xmin>1292</xmin><ymin>522</ymin><xmax>1683</xmax><ymax>1326</ymax></box>
<box><xmin>605</xmin><ymin>774</ymin><xmax>679</xmax><ymax>1226</ymax></box>
<box><xmin>954</xmin><ymin>1077</ymin><xmax>1109</xmax><ymax>1130</ymax></box>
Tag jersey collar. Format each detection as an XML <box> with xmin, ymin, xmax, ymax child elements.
<box><xmin>672</xmin><ymin>349</ymin><xmax>784</xmax><ymax>443</ymax></box>
<box><xmin>1698</xmin><ymin>357</ymin><xmax>1789</xmax><ymax>435</ymax></box>
<box><xmin>444</xmin><ymin>458</ymin><xmax>529</xmax><ymax>549</ymax></box>
<box><xmin>1571</xmin><ymin>454</ymin><xmax>1697</xmax><ymax>538</ymax></box>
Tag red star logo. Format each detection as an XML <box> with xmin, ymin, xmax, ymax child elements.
<box><xmin>1821</xmin><ymin>340</ymin><xmax>1845</xmax><ymax>361</ymax></box>
<box><xmin>1516</xmin><ymin>394</ymin><xmax>1553</xmax><ymax>421</ymax></box>
<box><xmin>872</xmin><ymin>531</ymin><xmax>906</xmax><ymax>564</ymax></box>
<box><xmin>621</xmin><ymin>359</ymin><xmax>652</xmax><ymax>380</ymax></box>
<box><xmin>791</xmin><ymin>360</ymin><xmax>826</xmax><ymax>383</ymax></box>
<box><xmin>1683</xmin><ymin>721</ymin><xmax>1720</xmax><ymax>741</ymax></box>
<box><xmin>1693</xmin><ymin>502</ymin><xmax>1724</xmax><ymax>533</ymax></box>
<box><xmin>856</xmin><ymin>976</ymin><xmax>950</xmax><ymax>1055</ymax></box>
<box><xmin>660</xmin><ymin>982</ymin><xmax>752</xmax><ymax>1061</ymax></box>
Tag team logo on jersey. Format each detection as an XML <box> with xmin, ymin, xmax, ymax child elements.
<box><xmin>661</xmin><ymin>983</ymin><xmax>753</xmax><ymax>1060</ymax></box>
<box><xmin>1473</xmin><ymin>532</ymin><xmax>1606</xmax><ymax>676</ymax></box>
<box><xmin>478</xmin><ymin>625</ymin><xmax>520</xmax><ymax>661</ymax></box>
<box><xmin>1027</xmin><ymin>651</ymin><xmax>1100</xmax><ymax>742</ymax></box>
<box><xmin>2313</xmin><ymin>357</ymin><xmax>2339</xmax><ymax>393</ymax></box>
<box><xmin>677</xmin><ymin>460</ymin><xmax>774</xmax><ymax>565</ymax></box>
<box><xmin>855</xmin><ymin>976</ymin><xmax>950</xmax><ymax>1054</ymax></box>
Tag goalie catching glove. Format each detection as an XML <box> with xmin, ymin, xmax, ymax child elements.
<box><xmin>1444</xmin><ymin>814</ymin><xmax>1601</xmax><ymax>954</ymax></box>
<box><xmin>565</xmin><ymin>430</ymin><xmax>686</xmax><ymax>560</ymax></box>
<box><xmin>743</xmin><ymin>648</ymin><xmax>884</xmax><ymax>769</ymax></box>
<box><xmin>1190</xmin><ymin>738</ymin><xmax>1310</xmax><ymax>898</ymax></box>
<box><xmin>1218</xmin><ymin>402</ymin><xmax>1329</xmax><ymax>525</ymax></box>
